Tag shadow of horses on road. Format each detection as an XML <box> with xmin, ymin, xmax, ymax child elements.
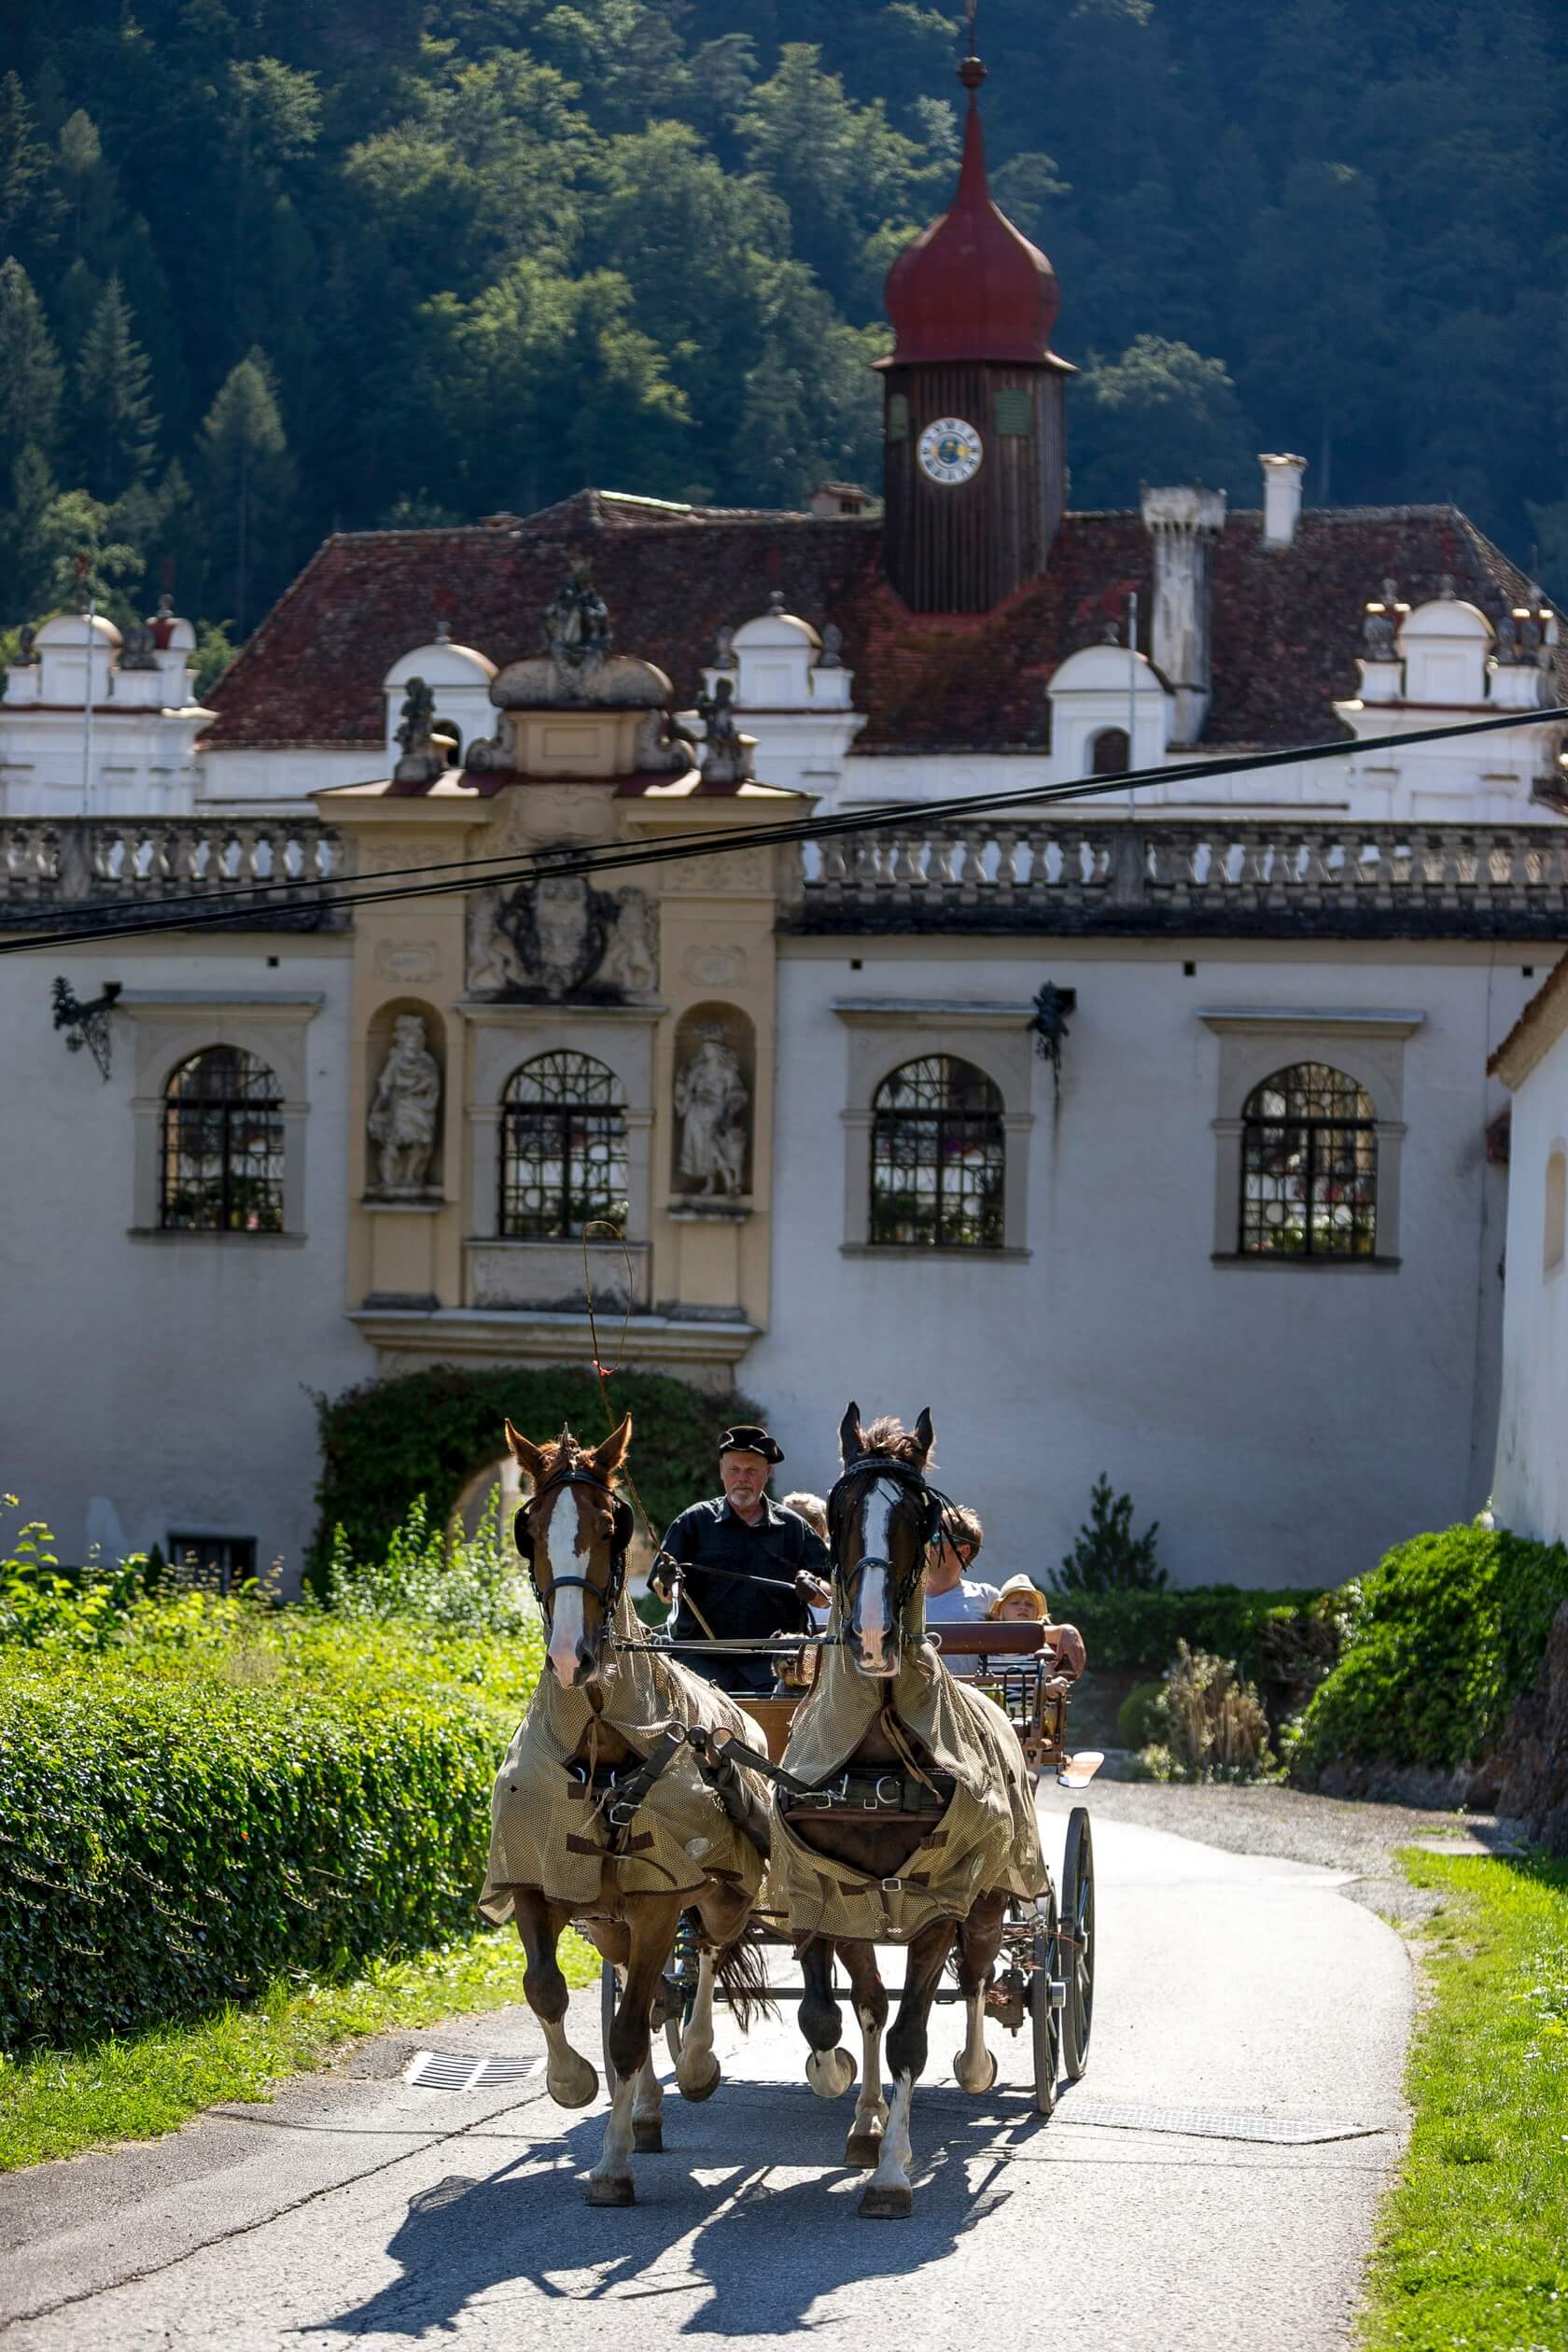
<box><xmin>307</xmin><ymin>2078</ymin><xmax>1047</xmax><ymax>2340</ymax></box>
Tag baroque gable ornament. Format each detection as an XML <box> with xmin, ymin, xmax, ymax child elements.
<box><xmin>467</xmin><ymin>865</ymin><xmax>659</xmax><ymax>1001</ymax></box>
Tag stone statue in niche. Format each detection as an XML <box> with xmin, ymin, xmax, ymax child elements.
<box><xmin>675</xmin><ymin>1028</ymin><xmax>749</xmax><ymax>1196</ymax></box>
<box><xmin>367</xmin><ymin>1014</ymin><xmax>441</xmax><ymax>1194</ymax></box>
<box><xmin>466</xmin><ymin>871</ymin><xmax>658</xmax><ymax>1001</ymax></box>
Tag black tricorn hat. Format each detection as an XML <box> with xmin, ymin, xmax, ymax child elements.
<box><xmin>718</xmin><ymin>1422</ymin><xmax>784</xmax><ymax>1464</ymax></box>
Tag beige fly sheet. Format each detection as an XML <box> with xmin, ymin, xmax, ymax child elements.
<box><xmin>770</xmin><ymin>1632</ymin><xmax>1045</xmax><ymax>1943</ymax></box>
<box><xmin>478</xmin><ymin>1598</ymin><xmax>772</xmax><ymax>1920</ymax></box>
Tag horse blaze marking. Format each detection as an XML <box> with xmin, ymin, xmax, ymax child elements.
<box><xmin>402</xmin><ymin>2051</ymin><xmax>545</xmax><ymax>2091</ymax></box>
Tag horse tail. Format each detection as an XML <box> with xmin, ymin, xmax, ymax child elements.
<box><xmin>716</xmin><ymin>1922</ymin><xmax>778</xmax><ymax>2032</ymax></box>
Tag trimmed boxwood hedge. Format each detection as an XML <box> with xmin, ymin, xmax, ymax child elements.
<box><xmin>1288</xmin><ymin>1523</ymin><xmax>1568</xmax><ymax>1782</ymax></box>
<box><xmin>0</xmin><ymin>1618</ymin><xmax>528</xmax><ymax>2057</ymax></box>
<box><xmin>1040</xmin><ymin>1583</ymin><xmax>1332</xmax><ymax>1678</ymax></box>
<box><xmin>308</xmin><ymin>1363</ymin><xmax>760</xmax><ymax>1592</ymax></box>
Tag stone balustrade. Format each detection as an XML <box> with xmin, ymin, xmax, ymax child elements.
<box><xmin>783</xmin><ymin>815</ymin><xmax>1568</xmax><ymax>938</ymax></box>
<box><xmin>1</xmin><ymin>818</ymin><xmax>348</xmax><ymax>929</ymax></box>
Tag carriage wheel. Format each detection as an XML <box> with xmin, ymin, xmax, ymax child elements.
<box><xmin>1029</xmin><ymin>1887</ymin><xmax>1062</xmax><ymax>2117</ymax></box>
<box><xmin>1060</xmin><ymin>1806</ymin><xmax>1096</xmax><ymax>2081</ymax></box>
<box><xmin>600</xmin><ymin>1960</ymin><xmax>621</xmax><ymax>2096</ymax></box>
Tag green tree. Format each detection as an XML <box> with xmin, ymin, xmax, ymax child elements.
<box><xmin>0</xmin><ymin>259</ymin><xmax>64</xmax><ymax>455</ymax></box>
<box><xmin>32</xmin><ymin>485</ymin><xmax>144</xmax><ymax>621</ymax></box>
<box><xmin>1071</xmin><ymin>336</ymin><xmax>1257</xmax><ymax>509</ymax></box>
<box><xmin>196</xmin><ymin>347</ymin><xmax>296</xmax><ymax>637</ymax></box>
<box><xmin>1058</xmin><ymin>1473</ymin><xmax>1164</xmax><ymax>1595</ymax></box>
<box><xmin>1</xmin><ymin>443</ymin><xmax>59</xmax><ymax>621</ymax></box>
<box><xmin>56</xmin><ymin>108</ymin><xmax>101</xmax><ymax>259</ymax></box>
<box><xmin>70</xmin><ymin>273</ymin><xmax>159</xmax><ymax>499</ymax></box>
<box><xmin>0</xmin><ymin>71</ymin><xmax>62</xmax><ymax>260</ymax></box>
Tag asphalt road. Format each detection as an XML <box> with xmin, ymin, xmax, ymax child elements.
<box><xmin>0</xmin><ymin>1798</ymin><xmax>1411</xmax><ymax>2352</ymax></box>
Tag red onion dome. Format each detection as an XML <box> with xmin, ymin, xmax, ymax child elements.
<box><xmin>883</xmin><ymin>57</ymin><xmax>1060</xmax><ymax>367</ymax></box>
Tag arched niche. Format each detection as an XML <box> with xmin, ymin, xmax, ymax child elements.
<box><xmin>365</xmin><ymin>998</ymin><xmax>447</xmax><ymax>1197</ymax></box>
<box><xmin>670</xmin><ymin>1001</ymin><xmax>755</xmax><ymax>1199</ymax></box>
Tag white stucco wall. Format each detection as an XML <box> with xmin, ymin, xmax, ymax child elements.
<box><xmin>0</xmin><ymin>938</ymin><xmax>371</xmax><ymax>1589</ymax></box>
<box><xmin>1491</xmin><ymin>1011</ymin><xmax>1568</xmax><ymax>1546</ymax></box>
<box><xmin>749</xmin><ymin>938</ymin><xmax>1535</xmax><ymax>1590</ymax></box>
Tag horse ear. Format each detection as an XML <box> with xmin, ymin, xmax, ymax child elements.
<box><xmin>911</xmin><ymin>1406</ymin><xmax>935</xmax><ymax>1465</ymax></box>
<box><xmin>839</xmin><ymin>1400</ymin><xmax>863</xmax><ymax>1464</ymax></box>
<box><xmin>591</xmin><ymin>1411</ymin><xmax>632</xmax><ymax>1477</ymax></box>
<box><xmin>504</xmin><ymin>1418</ymin><xmax>546</xmax><ymax>1481</ymax></box>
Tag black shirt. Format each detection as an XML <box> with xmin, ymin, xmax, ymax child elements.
<box><xmin>659</xmin><ymin>1496</ymin><xmax>828</xmax><ymax>1693</ymax></box>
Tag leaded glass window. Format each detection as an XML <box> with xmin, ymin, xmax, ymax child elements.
<box><xmin>870</xmin><ymin>1056</ymin><xmax>1005</xmax><ymax>1250</ymax></box>
<box><xmin>1240</xmin><ymin>1063</ymin><xmax>1378</xmax><ymax>1258</ymax></box>
<box><xmin>500</xmin><ymin>1052</ymin><xmax>628</xmax><ymax>1240</ymax></box>
<box><xmin>161</xmin><ymin>1046</ymin><xmax>286</xmax><ymax>1232</ymax></box>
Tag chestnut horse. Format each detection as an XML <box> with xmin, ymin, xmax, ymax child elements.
<box><xmin>777</xmin><ymin>1403</ymin><xmax>1043</xmax><ymax>2219</ymax></box>
<box><xmin>478</xmin><ymin>1414</ymin><xmax>772</xmax><ymax>2206</ymax></box>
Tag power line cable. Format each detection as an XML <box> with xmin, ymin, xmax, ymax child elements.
<box><xmin>5</xmin><ymin>703</ymin><xmax>1564</xmax><ymax>960</ymax></box>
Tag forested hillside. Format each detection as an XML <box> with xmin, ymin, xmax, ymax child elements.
<box><xmin>3</xmin><ymin>0</ymin><xmax>1566</xmax><ymax>677</ymax></box>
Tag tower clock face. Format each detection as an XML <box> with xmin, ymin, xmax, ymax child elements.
<box><xmin>917</xmin><ymin>417</ymin><xmax>983</xmax><ymax>485</ymax></box>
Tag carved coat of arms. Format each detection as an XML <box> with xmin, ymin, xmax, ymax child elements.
<box><xmin>468</xmin><ymin>870</ymin><xmax>658</xmax><ymax>1001</ymax></box>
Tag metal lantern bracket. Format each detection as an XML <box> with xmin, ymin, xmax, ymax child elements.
<box><xmin>52</xmin><ymin>977</ymin><xmax>122</xmax><ymax>1081</ymax></box>
<box><xmin>1031</xmin><ymin>982</ymin><xmax>1076</xmax><ymax>1103</ymax></box>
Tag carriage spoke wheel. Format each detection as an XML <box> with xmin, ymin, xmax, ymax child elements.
<box><xmin>1060</xmin><ymin>1806</ymin><xmax>1096</xmax><ymax>2081</ymax></box>
<box><xmin>1029</xmin><ymin>1886</ymin><xmax>1062</xmax><ymax>2117</ymax></box>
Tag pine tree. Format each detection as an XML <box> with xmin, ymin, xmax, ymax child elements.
<box><xmin>196</xmin><ymin>347</ymin><xmax>295</xmax><ymax>637</ymax></box>
<box><xmin>0</xmin><ymin>258</ymin><xmax>64</xmax><ymax>455</ymax></box>
<box><xmin>71</xmin><ymin>274</ymin><xmax>160</xmax><ymax>501</ymax></box>
<box><xmin>0</xmin><ymin>71</ymin><xmax>62</xmax><ymax>261</ymax></box>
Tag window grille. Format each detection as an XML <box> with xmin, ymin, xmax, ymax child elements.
<box><xmin>500</xmin><ymin>1051</ymin><xmax>629</xmax><ymax>1240</ymax></box>
<box><xmin>161</xmin><ymin>1046</ymin><xmax>285</xmax><ymax>1232</ymax></box>
<box><xmin>870</xmin><ymin>1055</ymin><xmax>1005</xmax><ymax>1249</ymax></box>
<box><xmin>1239</xmin><ymin>1063</ymin><xmax>1378</xmax><ymax>1258</ymax></box>
<box><xmin>167</xmin><ymin>1533</ymin><xmax>257</xmax><ymax>1592</ymax></box>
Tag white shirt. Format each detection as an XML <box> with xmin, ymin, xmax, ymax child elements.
<box><xmin>924</xmin><ymin>1577</ymin><xmax>1001</xmax><ymax>1674</ymax></box>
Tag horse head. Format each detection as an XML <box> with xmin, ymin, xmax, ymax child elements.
<box><xmin>829</xmin><ymin>1400</ymin><xmax>936</xmax><ymax>1679</ymax></box>
<box><xmin>505</xmin><ymin>1412</ymin><xmax>634</xmax><ymax>1689</ymax></box>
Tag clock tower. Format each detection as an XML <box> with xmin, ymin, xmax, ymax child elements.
<box><xmin>879</xmin><ymin>46</ymin><xmax>1071</xmax><ymax>614</ymax></box>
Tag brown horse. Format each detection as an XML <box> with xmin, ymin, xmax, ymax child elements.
<box><xmin>774</xmin><ymin>1402</ymin><xmax>1044</xmax><ymax>2219</ymax></box>
<box><xmin>478</xmin><ymin>1414</ymin><xmax>772</xmax><ymax>2206</ymax></box>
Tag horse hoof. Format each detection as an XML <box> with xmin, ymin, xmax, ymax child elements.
<box><xmin>586</xmin><ymin>2176</ymin><xmax>636</xmax><ymax>2207</ymax></box>
<box><xmin>859</xmin><ymin>2183</ymin><xmax>913</xmax><ymax>2220</ymax></box>
<box><xmin>679</xmin><ymin>2057</ymin><xmax>721</xmax><ymax>2104</ymax></box>
<box><xmin>956</xmin><ymin>2050</ymin><xmax>999</xmax><ymax>2094</ymax></box>
<box><xmin>845</xmin><ymin>2130</ymin><xmax>884</xmax><ymax>2168</ymax></box>
<box><xmin>633</xmin><ymin>2120</ymin><xmax>665</xmax><ymax>2153</ymax></box>
<box><xmin>805</xmin><ymin>2048</ymin><xmax>856</xmax><ymax>2099</ymax></box>
<box><xmin>548</xmin><ymin>2062</ymin><xmax>599</xmax><ymax>2110</ymax></box>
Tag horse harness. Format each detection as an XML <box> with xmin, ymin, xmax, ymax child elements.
<box><xmin>513</xmin><ymin>1467</ymin><xmax>635</xmax><ymax>1622</ymax></box>
<box><xmin>825</xmin><ymin>1452</ymin><xmax>949</xmax><ymax>1635</ymax></box>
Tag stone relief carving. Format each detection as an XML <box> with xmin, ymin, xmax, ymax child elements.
<box><xmin>372</xmin><ymin>939</ymin><xmax>441</xmax><ymax>984</ymax></box>
<box><xmin>465</xmin><ymin>870</ymin><xmax>659</xmax><ymax>1001</ymax></box>
<box><xmin>367</xmin><ymin>1014</ymin><xmax>441</xmax><ymax>1195</ymax></box>
<box><xmin>682</xmin><ymin>942</ymin><xmax>748</xmax><ymax>987</ymax></box>
<box><xmin>674</xmin><ymin>1027</ymin><xmax>749</xmax><ymax>1197</ymax></box>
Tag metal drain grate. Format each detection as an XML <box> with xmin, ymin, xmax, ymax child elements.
<box><xmin>1052</xmin><ymin>2098</ymin><xmax>1387</xmax><ymax>2145</ymax></box>
<box><xmin>402</xmin><ymin>2051</ymin><xmax>544</xmax><ymax>2092</ymax></box>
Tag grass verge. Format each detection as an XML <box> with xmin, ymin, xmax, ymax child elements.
<box><xmin>1359</xmin><ymin>1851</ymin><xmax>1568</xmax><ymax>2350</ymax></box>
<box><xmin>0</xmin><ymin>1924</ymin><xmax>600</xmax><ymax>2174</ymax></box>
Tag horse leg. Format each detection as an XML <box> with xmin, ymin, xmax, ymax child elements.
<box><xmin>632</xmin><ymin>2052</ymin><xmax>665</xmax><ymax>2153</ymax></box>
<box><xmin>861</xmin><ymin>1918</ymin><xmax>954</xmax><ymax>2219</ymax></box>
<box><xmin>953</xmin><ymin>1889</ymin><xmax>1008</xmax><ymax>2093</ymax></box>
<box><xmin>674</xmin><ymin>1948</ymin><xmax>722</xmax><ymax>2103</ymax></box>
<box><xmin>512</xmin><ymin>1889</ymin><xmax>596</xmax><ymax>2109</ymax></box>
<box><xmin>589</xmin><ymin>1892</ymin><xmax>681</xmax><ymax>2206</ymax></box>
<box><xmin>838</xmin><ymin>1939</ymin><xmax>889</xmax><ymax>2166</ymax></box>
<box><xmin>800</xmin><ymin>1934</ymin><xmax>856</xmax><ymax>2099</ymax></box>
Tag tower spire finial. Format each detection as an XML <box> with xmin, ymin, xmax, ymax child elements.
<box><xmin>959</xmin><ymin>0</ymin><xmax>985</xmax><ymax>92</ymax></box>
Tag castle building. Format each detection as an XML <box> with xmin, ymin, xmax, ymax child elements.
<box><xmin>4</xmin><ymin>46</ymin><xmax>1566</xmax><ymax>1591</ymax></box>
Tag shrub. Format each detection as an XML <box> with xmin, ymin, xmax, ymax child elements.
<box><xmin>1057</xmin><ymin>1473</ymin><xmax>1164</xmax><ymax>1592</ymax></box>
<box><xmin>325</xmin><ymin>1492</ymin><xmax>537</xmax><ymax>1637</ymax></box>
<box><xmin>308</xmin><ymin>1363</ymin><xmax>762</xmax><ymax>1591</ymax></box>
<box><xmin>1289</xmin><ymin>1523</ymin><xmax>1568</xmax><ymax>1784</ymax></box>
<box><xmin>1042</xmin><ymin>1582</ymin><xmax>1331</xmax><ymax>1681</ymax></box>
<box><xmin>0</xmin><ymin>1606</ymin><xmax>537</xmax><ymax>2056</ymax></box>
<box><xmin>1116</xmin><ymin>1678</ymin><xmax>1165</xmax><ymax>1749</ymax></box>
<box><xmin>1139</xmin><ymin>1641</ymin><xmax>1275</xmax><ymax>1783</ymax></box>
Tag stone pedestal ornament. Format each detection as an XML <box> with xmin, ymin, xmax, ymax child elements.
<box><xmin>367</xmin><ymin>1013</ymin><xmax>441</xmax><ymax>1194</ymax></box>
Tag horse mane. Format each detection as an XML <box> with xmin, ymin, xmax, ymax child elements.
<box><xmin>859</xmin><ymin>1415</ymin><xmax>934</xmax><ymax>1469</ymax></box>
<box><xmin>526</xmin><ymin>1431</ymin><xmax>623</xmax><ymax>1490</ymax></box>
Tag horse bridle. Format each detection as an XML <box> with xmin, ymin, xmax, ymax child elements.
<box><xmin>513</xmin><ymin>1468</ymin><xmax>635</xmax><ymax>1629</ymax></box>
<box><xmin>826</xmin><ymin>1453</ymin><xmax>945</xmax><ymax>1629</ymax></box>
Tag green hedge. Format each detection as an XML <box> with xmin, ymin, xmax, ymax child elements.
<box><xmin>1042</xmin><ymin>1583</ymin><xmax>1333</xmax><ymax>1679</ymax></box>
<box><xmin>1289</xmin><ymin>1524</ymin><xmax>1568</xmax><ymax>1782</ymax></box>
<box><xmin>0</xmin><ymin>1616</ymin><xmax>530</xmax><ymax>2056</ymax></box>
<box><xmin>308</xmin><ymin>1364</ymin><xmax>761</xmax><ymax>1591</ymax></box>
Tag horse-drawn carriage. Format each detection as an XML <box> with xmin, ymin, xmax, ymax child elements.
<box><xmin>482</xmin><ymin>1402</ymin><xmax>1100</xmax><ymax>2217</ymax></box>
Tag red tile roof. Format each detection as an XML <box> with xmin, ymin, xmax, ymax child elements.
<box><xmin>204</xmin><ymin>488</ymin><xmax>1551</xmax><ymax>759</ymax></box>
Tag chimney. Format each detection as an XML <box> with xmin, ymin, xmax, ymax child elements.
<box><xmin>1141</xmin><ymin>485</ymin><xmax>1227</xmax><ymax>744</ymax></box>
<box><xmin>1260</xmin><ymin>454</ymin><xmax>1307</xmax><ymax>549</ymax></box>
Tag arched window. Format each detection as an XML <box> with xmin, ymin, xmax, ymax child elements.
<box><xmin>161</xmin><ymin>1047</ymin><xmax>285</xmax><ymax>1231</ymax></box>
<box><xmin>871</xmin><ymin>1055</ymin><xmax>1005</xmax><ymax>1249</ymax></box>
<box><xmin>500</xmin><ymin>1051</ymin><xmax>628</xmax><ymax>1239</ymax></box>
<box><xmin>1546</xmin><ymin>1147</ymin><xmax>1566</xmax><ymax>1274</ymax></box>
<box><xmin>1240</xmin><ymin>1063</ymin><xmax>1378</xmax><ymax>1257</ymax></box>
<box><xmin>1088</xmin><ymin>727</ymin><xmax>1129</xmax><ymax>777</ymax></box>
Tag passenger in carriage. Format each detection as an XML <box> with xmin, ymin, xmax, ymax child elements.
<box><xmin>651</xmin><ymin>1424</ymin><xmax>827</xmax><ymax>1695</ymax></box>
<box><xmin>925</xmin><ymin>1509</ymin><xmax>1086</xmax><ymax>1684</ymax></box>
